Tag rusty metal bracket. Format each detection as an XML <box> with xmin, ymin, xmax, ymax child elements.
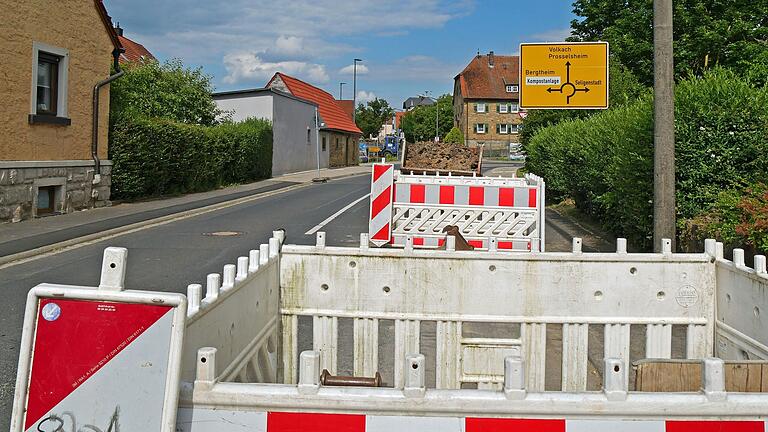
<box><xmin>320</xmin><ymin>369</ymin><xmax>382</xmax><ymax>387</ymax></box>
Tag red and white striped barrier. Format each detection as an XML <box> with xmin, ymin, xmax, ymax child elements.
<box><xmin>368</xmin><ymin>164</ymin><xmax>394</xmax><ymax>246</ymax></box>
<box><xmin>179</xmin><ymin>410</ymin><xmax>768</xmax><ymax>431</ymax></box>
<box><xmin>367</xmin><ymin>165</ymin><xmax>545</xmax><ymax>251</ymax></box>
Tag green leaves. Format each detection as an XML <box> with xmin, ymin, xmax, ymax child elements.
<box><xmin>110</xmin><ymin>117</ymin><xmax>272</xmax><ymax>200</ymax></box>
<box><xmin>525</xmin><ymin>68</ymin><xmax>768</xmax><ymax>250</ymax></box>
<box><xmin>401</xmin><ymin>94</ymin><xmax>453</xmax><ymax>143</ymax></box>
<box><xmin>443</xmin><ymin>127</ymin><xmax>464</xmax><ymax>144</ymax></box>
<box><xmin>355</xmin><ymin>98</ymin><xmax>395</xmax><ymax>138</ymax></box>
<box><xmin>110</xmin><ymin>59</ymin><xmax>223</xmax><ymax>126</ymax></box>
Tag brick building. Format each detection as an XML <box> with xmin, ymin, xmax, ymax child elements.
<box><xmin>453</xmin><ymin>52</ymin><xmax>522</xmax><ymax>156</ymax></box>
<box><xmin>267</xmin><ymin>73</ymin><xmax>361</xmax><ymax>168</ymax></box>
<box><xmin>0</xmin><ymin>0</ymin><xmax>122</xmax><ymax>222</ymax></box>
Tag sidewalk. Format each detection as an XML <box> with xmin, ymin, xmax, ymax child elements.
<box><xmin>0</xmin><ymin>165</ymin><xmax>369</xmax><ymax>260</ymax></box>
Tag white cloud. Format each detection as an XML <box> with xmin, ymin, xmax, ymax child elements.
<box><xmin>223</xmin><ymin>52</ymin><xmax>329</xmax><ymax>84</ymax></box>
<box><xmin>274</xmin><ymin>36</ymin><xmax>305</xmax><ymax>57</ymax></box>
<box><xmin>356</xmin><ymin>90</ymin><xmax>377</xmax><ymax>104</ymax></box>
<box><xmin>368</xmin><ymin>55</ymin><xmax>464</xmax><ymax>82</ymax></box>
<box><xmin>339</xmin><ymin>64</ymin><xmax>369</xmax><ymax>75</ymax></box>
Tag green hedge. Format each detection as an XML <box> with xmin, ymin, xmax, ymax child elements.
<box><xmin>110</xmin><ymin>117</ymin><xmax>272</xmax><ymax>199</ymax></box>
<box><xmin>525</xmin><ymin>69</ymin><xmax>768</xmax><ymax>249</ymax></box>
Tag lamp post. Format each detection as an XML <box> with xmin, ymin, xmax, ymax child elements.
<box><xmin>424</xmin><ymin>90</ymin><xmax>439</xmax><ymax>142</ymax></box>
<box><xmin>339</xmin><ymin>82</ymin><xmax>346</xmax><ymax>100</ymax></box>
<box><xmin>352</xmin><ymin>58</ymin><xmax>362</xmax><ymax>123</ymax></box>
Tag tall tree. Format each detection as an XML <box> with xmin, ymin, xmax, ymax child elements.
<box><xmin>569</xmin><ymin>0</ymin><xmax>768</xmax><ymax>85</ymax></box>
<box><xmin>401</xmin><ymin>94</ymin><xmax>453</xmax><ymax>143</ymax></box>
<box><xmin>355</xmin><ymin>98</ymin><xmax>395</xmax><ymax>138</ymax></box>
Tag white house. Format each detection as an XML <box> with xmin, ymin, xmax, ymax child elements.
<box><xmin>213</xmin><ymin>88</ymin><xmax>328</xmax><ymax>176</ymax></box>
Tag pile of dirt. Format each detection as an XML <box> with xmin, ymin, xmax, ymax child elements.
<box><xmin>403</xmin><ymin>142</ymin><xmax>480</xmax><ymax>173</ymax></box>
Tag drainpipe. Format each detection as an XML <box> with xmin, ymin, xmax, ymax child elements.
<box><xmin>92</xmin><ymin>47</ymin><xmax>124</xmax><ymax>183</ymax></box>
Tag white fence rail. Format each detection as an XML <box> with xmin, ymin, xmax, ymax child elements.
<box><xmin>278</xmin><ymin>235</ymin><xmax>715</xmax><ymax>391</ymax></box>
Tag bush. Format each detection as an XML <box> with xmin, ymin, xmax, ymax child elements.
<box><xmin>683</xmin><ymin>183</ymin><xmax>768</xmax><ymax>254</ymax></box>
<box><xmin>525</xmin><ymin>68</ymin><xmax>768</xmax><ymax>249</ymax></box>
<box><xmin>110</xmin><ymin>117</ymin><xmax>272</xmax><ymax>199</ymax></box>
<box><xmin>443</xmin><ymin>127</ymin><xmax>464</xmax><ymax>144</ymax></box>
<box><xmin>110</xmin><ymin>59</ymin><xmax>223</xmax><ymax>126</ymax></box>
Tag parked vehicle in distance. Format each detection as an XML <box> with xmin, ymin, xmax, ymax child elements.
<box><xmin>359</xmin><ymin>141</ymin><xmax>369</xmax><ymax>163</ymax></box>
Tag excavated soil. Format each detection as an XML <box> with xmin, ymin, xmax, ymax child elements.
<box><xmin>403</xmin><ymin>142</ymin><xmax>480</xmax><ymax>172</ymax></box>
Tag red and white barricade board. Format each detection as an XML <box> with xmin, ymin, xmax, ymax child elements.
<box><xmin>11</xmin><ymin>247</ymin><xmax>186</xmax><ymax>432</ymax></box>
<box><xmin>367</xmin><ymin>167</ymin><xmax>546</xmax><ymax>251</ymax></box>
<box><xmin>178</xmin><ymin>410</ymin><xmax>768</xmax><ymax>431</ymax></box>
<box><xmin>368</xmin><ymin>164</ymin><xmax>395</xmax><ymax>246</ymax></box>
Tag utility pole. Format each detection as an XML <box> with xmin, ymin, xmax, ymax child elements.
<box><xmin>653</xmin><ymin>0</ymin><xmax>675</xmax><ymax>252</ymax></box>
<box><xmin>352</xmin><ymin>58</ymin><xmax>362</xmax><ymax>123</ymax></box>
<box><xmin>339</xmin><ymin>82</ymin><xmax>346</xmax><ymax>100</ymax></box>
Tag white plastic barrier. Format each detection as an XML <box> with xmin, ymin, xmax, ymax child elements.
<box><xmin>714</xmin><ymin>245</ymin><xmax>768</xmax><ymax>361</ymax></box>
<box><xmin>279</xmin><ymin>235</ymin><xmax>713</xmax><ymax>390</ymax></box>
<box><xmin>181</xmin><ymin>230</ymin><xmax>284</xmax><ymax>382</ymax></box>
<box><xmin>368</xmin><ymin>164</ymin><xmax>546</xmax><ymax>252</ymax></box>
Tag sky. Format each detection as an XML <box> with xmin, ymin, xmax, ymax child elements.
<box><xmin>104</xmin><ymin>0</ymin><xmax>577</xmax><ymax>110</ymax></box>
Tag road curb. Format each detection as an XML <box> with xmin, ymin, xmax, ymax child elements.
<box><xmin>0</xmin><ymin>172</ymin><xmax>367</xmax><ymax>269</ymax></box>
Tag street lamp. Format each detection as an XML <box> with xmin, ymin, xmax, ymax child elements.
<box><xmin>423</xmin><ymin>91</ymin><xmax>439</xmax><ymax>142</ymax></box>
<box><xmin>352</xmin><ymin>58</ymin><xmax>362</xmax><ymax>122</ymax></box>
<box><xmin>339</xmin><ymin>82</ymin><xmax>346</xmax><ymax>100</ymax></box>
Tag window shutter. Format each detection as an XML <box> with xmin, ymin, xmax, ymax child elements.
<box><xmin>496</xmin><ymin>104</ymin><xmax>499</xmax><ymax>113</ymax></box>
<box><xmin>496</xmin><ymin>124</ymin><xmax>499</xmax><ymax>134</ymax></box>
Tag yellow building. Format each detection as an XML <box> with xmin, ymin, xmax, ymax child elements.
<box><xmin>0</xmin><ymin>0</ymin><xmax>122</xmax><ymax>222</ymax></box>
<box><xmin>453</xmin><ymin>52</ymin><xmax>523</xmax><ymax>157</ymax></box>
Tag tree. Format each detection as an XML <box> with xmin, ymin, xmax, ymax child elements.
<box><xmin>521</xmin><ymin>61</ymin><xmax>647</xmax><ymax>148</ymax></box>
<box><xmin>110</xmin><ymin>59</ymin><xmax>222</xmax><ymax>126</ymax></box>
<box><xmin>401</xmin><ymin>94</ymin><xmax>453</xmax><ymax>143</ymax></box>
<box><xmin>443</xmin><ymin>127</ymin><xmax>464</xmax><ymax>144</ymax></box>
<box><xmin>569</xmin><ymin>0</ymin><xmax>768</xmax><ymax>85</ymax></box>
<box><xmin>355</xmin><ymin>98</ymin><xmax>395</xmax><ymax>138</ymax></box>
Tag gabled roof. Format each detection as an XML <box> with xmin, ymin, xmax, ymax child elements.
<box><xmin>455</xmin><ymin>53</ymin><xmax>519</xmax><ymax>100</ymax></box>
<box><xmin>118</xmin><ymin>35</ymin><xmax>155</xmax><ymax>63</ymax></box>
<box><xmin>403</xmin><ymin>96</ymin><xmax>434</xmax><ymax>109</ymax></box>
<box><xmin>95</xmin><ymin>0</ymin><xmax>122</xmax><ymax>51</ymax></box>
<box><xmin>212</xmin><ymin>87</ymin><xmax>318</xmax><ymax>107</ymax></box>
<box><xmin>267</xmin><ymin>73</ymin><xmax>362</xmax><ymax>135</ymax></box>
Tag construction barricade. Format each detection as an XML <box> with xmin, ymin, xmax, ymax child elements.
<box><xmin>367</xmin><ymin>163</ymin><xmax>546</xmax><ymax>252</ymax></box>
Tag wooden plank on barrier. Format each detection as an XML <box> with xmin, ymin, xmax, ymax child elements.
<box><xmin>10</xmin><ymin>247</ymin><xmax>186</xmax><ymax>432</ymax></box>
<box><xmin>634</xmin><ymin>360</ymin><xmax>768</xmax><ymax>392</ymax></box>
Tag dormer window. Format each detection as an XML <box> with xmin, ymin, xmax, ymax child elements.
<box><xmin>506</xmin><ymin>85</ymin><xmax>519</xmax><ymax>93</ymax></box>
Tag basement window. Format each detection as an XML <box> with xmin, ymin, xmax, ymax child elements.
<box><xmin>36</xmin><ymin>186</ymin><xmax>57</xmax><ymax>215</ymax></box>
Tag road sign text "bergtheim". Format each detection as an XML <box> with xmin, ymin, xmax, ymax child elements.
<box><xmin>519</xmin><ymin>42</ymin><xmax>609</xmax><ymax>110</ymax></box>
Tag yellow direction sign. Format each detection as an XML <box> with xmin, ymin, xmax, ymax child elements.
<box><xmin>519</xmin><ymin>42</ymin><xmax>609</xmax><ymax>109</ymax></box>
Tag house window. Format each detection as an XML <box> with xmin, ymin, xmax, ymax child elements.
<box><xmin>322</xmin><ymin>136</ymin><xmax>327</xmax><ymax>151</ymax></box>
<box><xmin>510</xmin><ymin>102</ymin><xmax>519</xmax><ymax>113</ymax></box>
<box><xmin>30</xmin><ymin>42</ymin><xmax>69</xmax><ymax>125</ymax></box>
<box><xmin>499</xmin><ymin>104</ymin><xmax>509</xmax><ymax>113</ymax></box>
<box><xmin>475</xmin><ymin>103</ymin><xmax>486</xmax><ymax>113</ymax></box>
<box><xmin>506</xmin><ymin>85</ymin><xmax>519</xmax><ymax>93</ymax></box>
<box><xmin>307</xmin><ymin>127</ymin><xmax>311</xmax><ymax>144</ymax></box>
<box><xmin>510</xmin><ymin>124</ymin><xmax>520</xmax><ymax>134</ymax></box>
<box><xmin>499</xmin><ymin>124</ymin><xmax>509</xmax><ymax>134</ymax></box>
<box><xmin>36</xmin><ymin>53</ymin><xmax>59</xmax><ymax>115</ymax></box>
<box><xmin>475</xmin><ymin>123</ymin><xmax>487</xmax><ymax>134</ymax></box>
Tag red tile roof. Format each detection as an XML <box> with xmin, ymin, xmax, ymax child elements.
<box><xmin>118</xmin><ymin>35</ymin><xmax>156</xmax><ymax>63</ymax></box>
<box><xmin>336</xmin><ymin>100</ymin><xmax>355</xmax><ymax>121</ymax></box>
<box><xmin>267</xmin><ymin>73</ymin><xmax>362</xmax><ymax>135</ymax></box>
<box><xmin>455</xmin><ymin>53</ymin><xmax>520</xmax><ymax>100</ymax></box>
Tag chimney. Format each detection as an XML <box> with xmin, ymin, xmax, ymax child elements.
<box><xmin>488</xmin><ymin>51</ymin><xmax>495</xmax><ymax>67</ymax></box>
<box><xmin>114</xmin><ymin>22</ymin><xmax>123</xmax><ymax>37</ymax></box>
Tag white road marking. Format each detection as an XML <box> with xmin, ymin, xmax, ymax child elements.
<box><xmin>305</xmin><ymin>193</ymin><xmax>370</xmax><ymax>235</ymax></box>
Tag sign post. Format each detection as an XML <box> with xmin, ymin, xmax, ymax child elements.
<box><xmin>11</xmin><ymin>247</ymin><xmax>187</xmax><ymax>432</ymax></box>
<box><xmin>519</xmin><ymin>42</ymin><xmax>609</xmax><ymax>110</ymax></box>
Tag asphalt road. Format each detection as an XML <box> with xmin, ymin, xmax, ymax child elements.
<box><xmin>0</xmin><ymin>174</ymin><xmax>371</xmax><ymax>431</ymax></box>
<box><xmin>2</xmin><ymin>160</ymin><xmax>594</xmax><ymax>429</ymax></box>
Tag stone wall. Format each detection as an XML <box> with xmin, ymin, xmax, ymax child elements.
<box><xmin>324</xmin><ymin>131</ymin><xmax>359</xmax><ymax>168</ymax></box>
<box><xmin>0</xmin><ymin>161</ymin><xmax>111</xmax><ymax>223</ymax></box>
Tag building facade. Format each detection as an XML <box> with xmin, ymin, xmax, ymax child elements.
<box><xmin>453</xmin><ymin>52</ymin><xmax>522</xmax><ymax>156</ymax></box>
<box><xmin>213</xmin><ymin>88</ymin><xmax>324</xmax><ymax>176</ymax></box>
<box><xmin>267</xmin><ymin>73</ymin><xmax>361</xmax><ymax>168</ymax></box>
<box><xmin>0</xmin><ymin>0</ymin><xmax>122</xmax><ymax>222</ymax></box>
